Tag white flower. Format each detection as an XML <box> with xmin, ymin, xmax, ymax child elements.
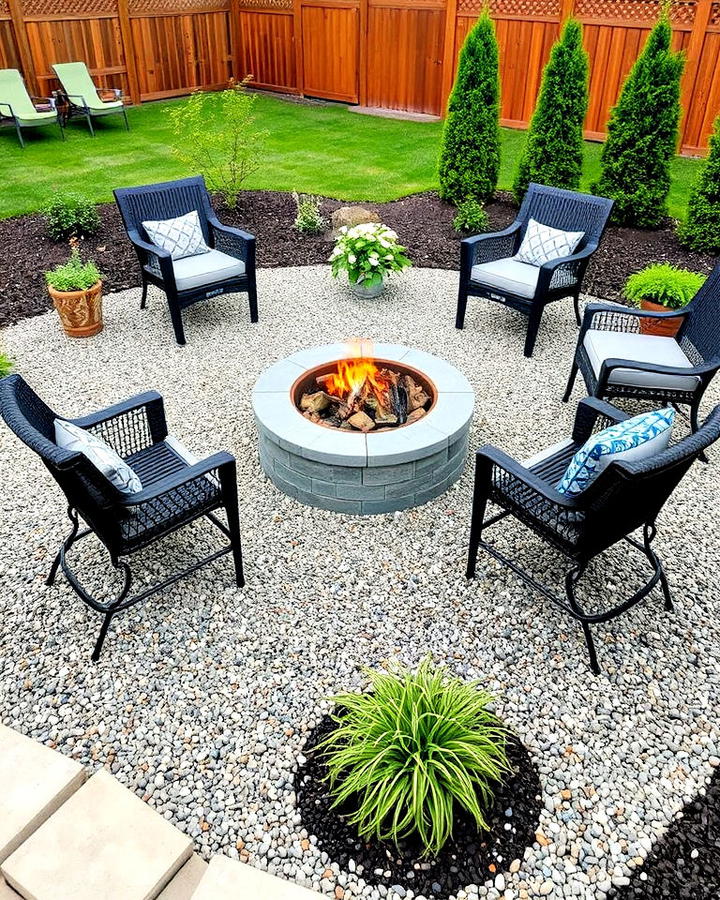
<box><xmin>385</xmin><ymin>253</ymin><xmax>393</xmax><ymax>260</ymax></box>
<box><xmin>348</xmin><ymin>253</ymin><xmax>357</xmax><ymax>264</ymax></box>
<box><xmin>369</xmin><ymin>258</ymin><xmax>379</xmax><ymax>266</ymax></box>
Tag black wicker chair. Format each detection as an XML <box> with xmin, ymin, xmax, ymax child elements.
<box><xmin>0</xmin><ymin>374</ymin><xmax>244</xmax><ymax>661</ymax></box>
<box><xmin>114</xmin><ymin>176</ymin><xmax>257</xmax><ymax>345</ymax></box>
<box><xmin>465</xmin><ymin>397</ymin><xmax>720</xmax><ymax>673</ymax></box>
<box><xmin>563</xmin><ymin>263</ymin><xmax>720</xmax><ymax>438</ymax></box>
<box><xmin>456</xmin><ymin>184</ymin><xmax>614</xmax><ymax>357</ymax></box>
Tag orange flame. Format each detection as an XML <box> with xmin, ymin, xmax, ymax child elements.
<box><xmin>322</xmin><ymin>340</ymin><xmax>390</xmax><ymax>403</ymax></box>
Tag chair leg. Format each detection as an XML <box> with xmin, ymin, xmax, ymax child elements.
<box><xmin>690</xmin><ymin>399</ymin><xmax>709</xmax><ymax>463</ymax></box>
<box><xmin>168</xmin><ymin>300</ymin><xmax>186</xmax><ymax>345</ymax></box>
<box><xmin>564</xmin><ymin>563</ymin><xmax>599</xmax><ymax>674</ymax></box>
<box><xmin>92</xmin><ymin>611</ymin><xmax>114</xmax><ymax>662</ymax></box>
<box><xmin>466</xmin><ymin>457</ymin><xmax>491</xmax><ymax>579</ymax></box>
<box><xmin>219</xmin><ymin>462</ymin><xmax>245</xmax><ymax>587</ymax></box>
<box><xmin>455</xmin><ymin>286</ymin><xmax>468</xmax><ymax>330</ymax></box>
<box><xmin>248</xmin><ymin>278</ymin><xmax>258</xmax><ymax>324</ymax></box>
<box><xmin>122</xmin><ymin>108</ymin><xmax>130</xmax><ymax>131</ymax></box>
<box><xmin>140</xmin><ymin>281</ymin><xmax>148</xmax><ymax>310</ymax></box>
<box><xmin>14</xmin><ymin>120</ymin><xmax>25</xmax><ymax>149</ymax></box>
<box><xmin>643</xmin><ymin>522</ymin><xmax>673</xmax><ymax>611</ymax></box>
<box><xmin>86</xmin><ymin>111</ymin><xmax>95</xmax><ymax>136</ymax></box>
<box><xmin>47</xmin><ymin>507</ymin><xmax>79</xmax><ymax>586</ymax></box>
<box><xmin>562</xmin><ymin>360</ymin><xmax>579</xmax><ymax>403</ymax></box>
<box><xmin>523</xmin><ymin>304</ymin><xmax>544</xmax><ymax>358</ymax></box>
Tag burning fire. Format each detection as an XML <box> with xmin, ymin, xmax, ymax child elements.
<box><xmin>322</xmin><ymin>356</ymin><xmax>389</xmax><ymax>402</ymax></box>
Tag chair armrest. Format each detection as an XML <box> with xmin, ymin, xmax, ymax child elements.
<box><xmin>71</xmin><ymin>391</ymin><xmax>168</xmax><ymax>454</ymax></box>
<box><xmin>537</xmin><ymin>244</ymin><xmax>596</xmax><ymax>292</ymax></box>
<box><xmin>30</xmin><ymin>95</ymin><xmax>57</xmax><ymax>111</ymax></box>
<box><xmin>63</xmin><ymin>93</ymin><xmax>88</xmax><ymax>107</ymax></box>
<box><xmin>127</xmin><ymin>230</ymin><xmax>175</xmax><ymax>287</ymax></box>
<box><xmin>571</xmin><ymin>397</ymin><xmax>630</xmax><ymax>444</ymax></box>
<box><xmin>208</xmin><ymin>218</ymin><xmax>255</xmax><ymax>264</ymax></box>
<box><xmin>0</xmin><ymin>102</ymin><xmax>14</xmax><ymax>117</ymax></box>
<box><xmin>121</xmin><ymin>451</ymin><xmax>235</xmax><ymax>506</ymax></box>
<box><xmin>461</xmin><ymin>222</ymin><xmax>521</xmax><ymax>272</ymax></box>
<box><xmin>476</xmin><ymin>444</ymin><xmax>579</xmax><ymax>509</ymax></box>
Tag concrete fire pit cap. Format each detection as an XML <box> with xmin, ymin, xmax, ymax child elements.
<box><xmin>252</xmin><ymin>344</ymin><xmax>475</xmax><ymax>468</ymax></box>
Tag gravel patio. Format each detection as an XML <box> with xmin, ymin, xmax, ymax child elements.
<box><xmin>1</xmin><ymin>265</ymin><xmax>719</xmax><ymax>899</ymax></box>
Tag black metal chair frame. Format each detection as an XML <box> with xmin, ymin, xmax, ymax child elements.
<box><xmin>0</xmin><ymin>95</ymin><xmax>65</xmax><ymax>148</ymax></box>
<box><xmin>466</xmin><ymin>397</ymin><xmax>720</xmax><ymax>673</ymax></box>
<box><xmin>457</xmin><ymin>184</ymin><xmax>614</xmax><ymax>357</ymax></box>
<box><xmin>55</xmin><ymin>86</ymin><xmax>130</xmax><ymax>135</ymax></box>
<box><xmin>563</xmin><ymin>264</ymin><xmax>720</xmax><ymax>439</ymax></box>
<box><xmin>114</xmin><ymin>176</ymin><xmax>258</xmax><ymax>345</ymax></box>
<box><xmin>0</xmin><ymin>375</ymin><xmax>244</xmax><ymax>661</ymax></box>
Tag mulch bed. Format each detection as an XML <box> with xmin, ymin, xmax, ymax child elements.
<box><xmin>0</xmin><ymin>190</ymin><xmax>715</xmax><ymax>331</ymax></box>
<box><xmin>611</xmin><ymin>767</ymin><xmax>720</xmax><ymax>900</ymax></box>
<box><xmin>294</xmin><ymin>713</ymin><xmax>542</xmax><ymax>899</ymax></box>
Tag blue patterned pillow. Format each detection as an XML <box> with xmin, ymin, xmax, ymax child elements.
<box><xmin>557</xmin><ymin>408</ymin><xmax>675</xmax><ymax>496</ymax></box>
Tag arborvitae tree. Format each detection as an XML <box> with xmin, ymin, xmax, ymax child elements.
<box><xmin>438</xmin><ymin>12</ymin><xmax>500</xmax><ymax>204</ymax></box>
<box><xmin>677</xmin><ymin>115</ymin><xmax>720</xmax><ymax>254</ymax></box>
<box><xmin>592</xmin><ymin>14</ymin><xmax>684</xmax><ymax>227</ymax></box>
<box><xmin>513</xmin><ymin>19</ymin><xmax>588</xmax><ymax>203</ymax></box>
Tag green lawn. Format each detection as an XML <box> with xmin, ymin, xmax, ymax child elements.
<box><xmin>0</xmin><ymin>91</ymin><xmax>702</xmax><ymax>220</ymax></box>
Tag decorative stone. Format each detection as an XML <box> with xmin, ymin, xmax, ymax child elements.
<box><xmin>331</xmin><ymin>207</ymin><xmax>380</xmax><ymax>233</ymax></box>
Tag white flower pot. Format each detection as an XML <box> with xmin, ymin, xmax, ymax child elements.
<box><xmin>350</xmin><ymin>277</ymin><xmax>384</xmax><ymax>299</ymax></box>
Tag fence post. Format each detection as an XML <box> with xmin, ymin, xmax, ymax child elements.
<box><xmin>117</xmin><ymin>0</ymin><xmax>141</xmax><ymax>104</ymax></box>
<box><xmin>293</xmin><ymin>0</ymin><xmax>305</xmax><ymax>95</ymax></box>
<box><xmin>560</xmin><ymin>0</ymin><xmax>574</xmax><ymax>22</ymax></box>
<box><xmin>439</xmin><ymin>0</ymin><xmax>458</xmax><ymax>113</ymax></box>
<box><xmin>6</xmin><ymin>0</ymin><xmax>36</xmax><ymax>94</ymax></box>
<box><xmin>680</xmin><ymin>0</ymin><xmax>712</xmax><ymax>153</ymax></box>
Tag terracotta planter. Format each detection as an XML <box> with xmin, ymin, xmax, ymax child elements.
<box><xmin>639</xmin><ymin>298</ymin><xmax>683</xmax><ymax>338</ymax></box>
<box><xmin>49</xmin><ymin>280</ymin><xmax>103</xmax><ymax>338</ymax></box>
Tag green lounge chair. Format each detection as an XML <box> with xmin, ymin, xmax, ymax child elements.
<box><xmin>0</xmin><ymin>69</ymin><xmax>63</xmax><ymax>148</ymax></box>
<box><xmin>52</xmin><ymin>62</ymin><xmax>129</xmax><ymax>136</ymax></box>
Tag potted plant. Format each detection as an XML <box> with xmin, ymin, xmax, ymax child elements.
<box><xmin>330</xmin><ymin>222</ymin><xmax>411</xmax><ymax>299</ymax></box>
<box><xmin>45</xmin><ymin>245</ymin><xmax>103</xmax><ymax>338</ymax></box>
<box><xmin>624</xmin><ymin>264</ymin><xmax>705</xmax><ymax>337</ymax></box>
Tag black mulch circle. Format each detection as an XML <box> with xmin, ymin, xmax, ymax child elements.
<box><xmin>0</xmin><ymin>189</ymin><xmax>715</xmax><ymax>331</ymax></box>
<box><xmin>610</xmin><ymin>766</ymin><xmax>720</xmax><ymax>900</ymax></box>
<box><xmin>294</xmin><ymin>713</ymin><xmax>542</xmax><ymax>899</ymax></box>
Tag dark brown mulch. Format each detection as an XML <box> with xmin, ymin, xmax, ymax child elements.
<box><xmin>610</xmin><ymin>767</ymin><xmax>720</xmax><ymax>900</ymax></box>
<box><xmin>294</xmin><ymin>713</ymin><xmax>542</xmax><ymax>900</ymax></box>
<box><xmin>0</xmin><ymin>190</ymin><xmax>715</xmax><ymax>330</ymax></box>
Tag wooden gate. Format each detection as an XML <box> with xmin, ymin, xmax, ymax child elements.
<box><xmin>299</xmin><ymin>0</ymin><xmax>359</xmax><ymax>102</ymax></box>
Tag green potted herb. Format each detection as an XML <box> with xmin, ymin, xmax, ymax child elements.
<box><xmin>45</xmin><ymin>246</ymin><xmax>103</xmax><ymax>338</ymax></box>
<box><xmin>624</xmin><ymin>264</ymin><xmax>705</xmax><ymax>337</ymax></box>
<box><xmin>329</xmin><ymin>223</ymin><xmax>411</xmax><ymax>299</ymax></box>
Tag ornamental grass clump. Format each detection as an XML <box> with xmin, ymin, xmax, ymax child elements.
<box><xmin>45</xmin><ymin>247</ymin><xmax>102</xmax><ymax>292</ymax></box>
<box><xmin>320</xmin><ymin>658</ymin><xmax>511</xmax><ymax>857</ymax></box>
<box><xmin>330</xmin><ymin>223</ymin><xmax>411</xmax><ymax>289</ymax></box>
<box><xmin>625</xmin><ymin>264</ymin><xmax>705</xmax><ymax>309</ymax></box>
<box><xmin>293</xmin><ymin>192</ymin><xmax>327</xmax><ymax>235</ymax></box>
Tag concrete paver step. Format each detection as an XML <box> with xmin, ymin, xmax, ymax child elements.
<box><xmin>191</xmin><ymin>856</ymin><xmax>323</xmax><ymax>899</ymax></box>
<box><xmin>0</xmin><ymin>725</ymin><xmax>85</xmax><ymax>864</ymax></box>
<box><xmin>1</xmin><ymin>769</ymin><xmax>192</xmax><ymax>900</ymax></box>
<box><xmin>158</xmin><ymin>854</ymin><xmax>208</xmax><ymax>899</ymax></box>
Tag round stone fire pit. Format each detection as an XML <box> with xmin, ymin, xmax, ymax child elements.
<box><xmin>252</xmin><ymin>343</ymin><xmax>474</xmax><ymax>514</ymax></box>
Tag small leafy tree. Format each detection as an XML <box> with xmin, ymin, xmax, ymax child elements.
<box><xmin>169</xmin><ymin>78</ymin><xmax>267</xmax><ymax>208</ymax></box>
<box><xmin>438</xmin><ymin>12</ymin><xmax>501</xmax><ymax>204</ymax></box>
<box><xmin>677</xmin><ymin>115</ymin><xmax>720</xmax><ymax>254</ymax></box>
<box><xmin>592</xmin><ymin>13</ymin><xmax>685</xmax><ymax>227</ymax></box>
<box><xmin>513</xmin><ymin>19</ymin><xmax>588</xmax><ymax>203</ymax></box>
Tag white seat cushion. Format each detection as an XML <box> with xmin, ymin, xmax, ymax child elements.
<box><xmin>583</xmin><ymin>330</ymin><xmax>700</xmax><ymax>393</ymax></box>
<box><xmin>171</xmin><ymin>249</ymin><xmax>246</xmax><ymax>292</ymax></box>
<box><xmin>470</xmin><ymin>258</ymin><xmax>539</xmax><ymax>299</ymax></box>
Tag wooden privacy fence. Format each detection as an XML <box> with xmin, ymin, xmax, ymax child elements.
<box><xmin>1</xmin><ymin>0</ymin><xmax>719</xmax><ymax>152</ymax></box>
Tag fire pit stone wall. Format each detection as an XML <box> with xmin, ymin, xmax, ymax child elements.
<box><xmin>252</xmin><ymin>343</ymin><xmax>474</xmax><ymax>515</ymax></box>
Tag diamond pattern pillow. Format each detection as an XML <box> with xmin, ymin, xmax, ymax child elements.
<box><xmin>556</xmin><ymin>408</ymin><xmax>674</xmax><ymax>496</ymax></box>
<box><xmin>515</xmin><ymin>218</ymin><xmax>584</xmax><ymax>267</ymax></box>
<box><xmin>55</xmin><ymin>419</ymin><xmax>142</xmax><ymax>495</ymax></box>
<box><xmin>142</xmin><ymin>210</ymin><xmax>209</xmax><ymax>260</ymax></box>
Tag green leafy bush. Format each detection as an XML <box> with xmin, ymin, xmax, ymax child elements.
<box><xmin>320</xmin><ymin>658</ymin><xmax>511</xmax><ymax>857</ymax></box>
<box><xmin>453</xmin><ymin>198</ymin><xmax>489</xmax><ymax>234</ymax></box>
<box><xmin>0</xmin><ymin>351</ymin><xmax>11</xmax><ymax>377</ymax></box>
<box><xmin>677</xmin><ymin>115</ymin><xmax>720</xmax><ymax>254</ymax></box>
<box><xmin>43</xmin><ymin>193</ymin><xmax>100</xmax><ymax>241</ymax></box>
<box><xmin>513</xmin><ymin>19</ymin><xmax>588</xmax><ymax>202</ymax></box>
<box><xmin>330</xmin><ymin>223</ymin><xmax>411</xmax><ymax>289</ymax></box>
<box><xmin>592</xmin><ymin>14</ymin><xmax>684</xmax><ymax>227</ymax></box>
<box><xmin>625</xmin><ymin>263</ymin><xmax>705</xmax><ymax>309</ymax></box>
<box><xmin>45</xmin><ymin>248</ymin><xmax>102</xmax><ymax>292</ymax></box>
<box><xmin>293</xmin><ymin>192</ymin><xmax>327</xmax><ymax>235</ymax></box>
<box><xmin>438</xmin><ymin>13</ymin><xmax>500</xmax><ymax>204</ymax></box>
<box><xmin>169</xmin><ymin>78</ymin><xmax>268</xmax><ymax>209</ymax></box>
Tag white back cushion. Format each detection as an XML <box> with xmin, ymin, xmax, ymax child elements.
<box><xmin>142</xmin><ymin>210</ymin><xmax>209</xmax><ymax>260</ymax></box>
<box><xmin>55</xmin><ymin>419</ymin><xmax>142</xmax><ymax>495</ymax></box>
<box><xmin>515</xmin><ymin>218</ymin><xmax>584</xmax><ymax>267</ymax></box>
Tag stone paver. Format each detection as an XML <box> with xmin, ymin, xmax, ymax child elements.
<box><xmin>0</xmin><ymin>725</ymin><xmax>85</xmax><ymax>863</ymax></box>
<box><xmin>191</xmin><ymin>856</ymin><xmax>322</xmax><ymax>899</ymax></box>
<box><xmin>158</xmin><ymin>855</ymin><xmax>208</xmax><ymax>900</ymax></box>
<box><xmin>1</xmin><ymin>769</ymin><xmax>192</xmax><ymax>900</ymax></box>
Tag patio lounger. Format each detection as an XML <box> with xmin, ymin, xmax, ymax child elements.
<box><xmin>52</xmin><ymin>62</ymin><xmax>129</xmax><ymax>135</ymax></box>
<box><xmin>0</xmin><ymin>68</ymin><xmax>63</xmax><ymax>148</ymax></box>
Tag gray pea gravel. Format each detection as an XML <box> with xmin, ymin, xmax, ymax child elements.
<box><xmin>1</xmin><ymin>265</ymin><xmax>719</xmax><ymax>900</ymax></box>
